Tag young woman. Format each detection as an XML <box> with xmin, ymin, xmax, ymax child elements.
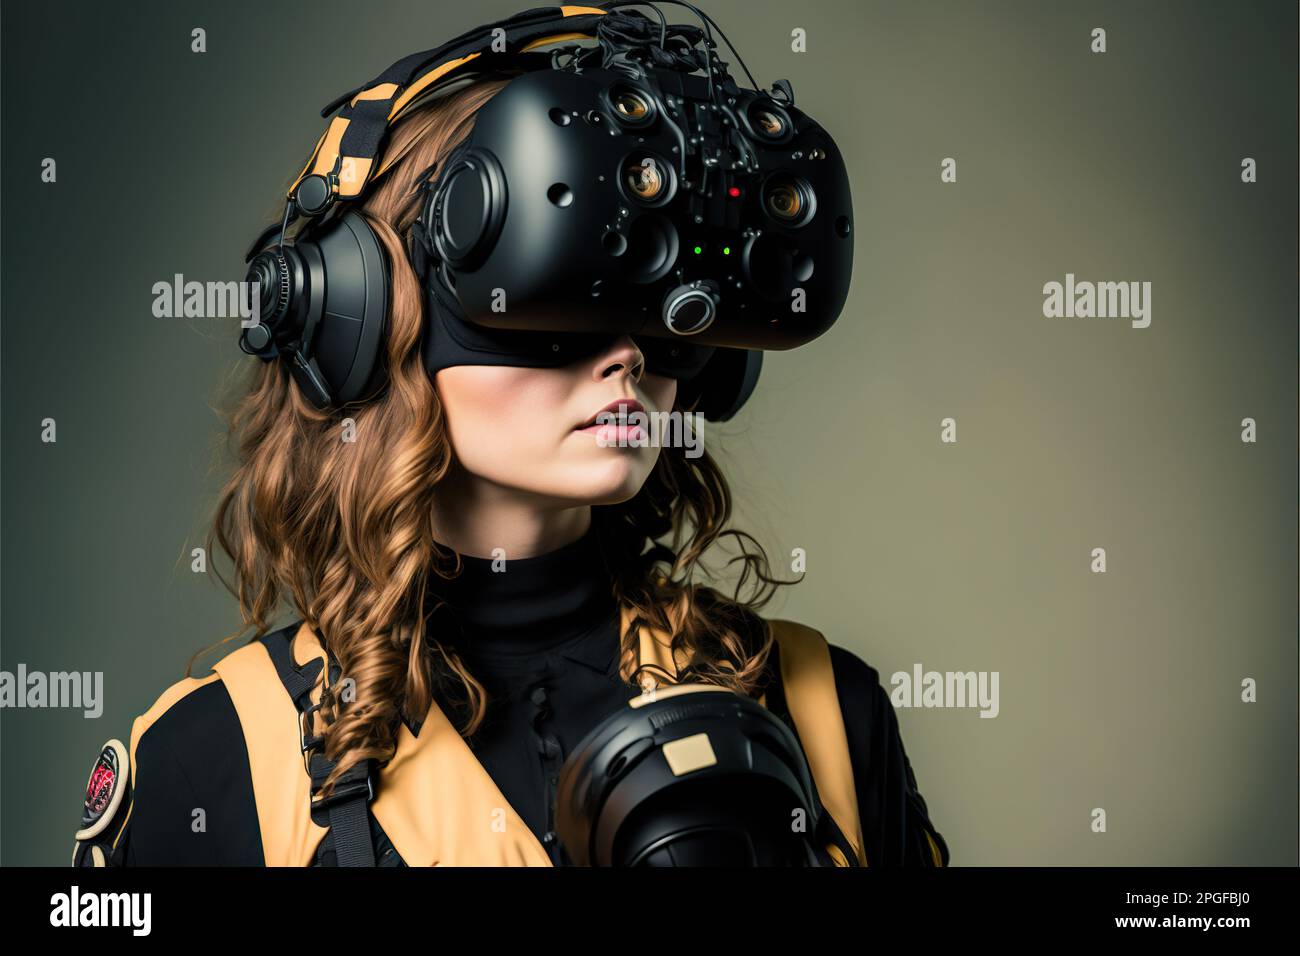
<box><xmin>73</xmin><ymin>74</ymin><xmax>949</xmax><ymax>868</ymax></box>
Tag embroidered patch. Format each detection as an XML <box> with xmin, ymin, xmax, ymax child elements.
<box><xmin>75</xmin><ymin>738</ymin><xmax>129</xmax><ymax>842</ymax></box>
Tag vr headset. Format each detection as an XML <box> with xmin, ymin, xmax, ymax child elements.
<box><xmin>241</xmin><ymin>1</ymin><xmax>854</xmax><ymax>421</ymax></box>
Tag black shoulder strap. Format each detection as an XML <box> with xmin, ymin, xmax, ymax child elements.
<box><xmin>260</xmin><ymin>624</ymin><xmax>377</xmax><ymax>867</ymax></box>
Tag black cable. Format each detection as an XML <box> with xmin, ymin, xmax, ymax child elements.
<box><xmin>607</xmin><ymin>0</ymin><xmax>762</xmax><ymax>97</ymax></box>
<box><xmin>685</xmin><ymin>4</ymin><xmax>761</xmax><ymax>93</ymax></box>
<box><xmin>604</xmin><ymin>0</ymin><xmax>716</xmax><ymax>103</ymax></box>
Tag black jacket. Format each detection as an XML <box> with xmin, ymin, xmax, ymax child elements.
<box><xmin>79</xmin><ymin>531</ymin><xmax>949</xmax><ymax>867</ymax></box>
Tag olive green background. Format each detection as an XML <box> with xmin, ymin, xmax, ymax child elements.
<box><xmin>2</xmin><ymin>0</ymin><xmax>1295</xmax><ymax>866</ymax></box>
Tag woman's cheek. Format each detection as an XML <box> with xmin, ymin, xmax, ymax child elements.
<box><xmin>436</xmin><ymin>366</ymin><xmax>569</xmax><ymax>480</ymax></box>
<box><xmin>435</xmin><ymin>365</ymin><xmax>675</xmax><ymax>497</ymax></box>
<box><xmin>643</xmin><ymin>375</ymin><xmax>677</xmax><ymax>414</ymax></box>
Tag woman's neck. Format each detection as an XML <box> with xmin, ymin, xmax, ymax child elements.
<box><xmin>431</xmin><ymin>463</ymin><xmax>592</xmax><ymax>559</ymax></box>
<box><xmin>429</xmin><ymin>515</ymin><xmax>615</xmax><ymax>658</ymax></box>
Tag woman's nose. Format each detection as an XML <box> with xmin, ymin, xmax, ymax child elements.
<box><xmin>594</xmin><ymin>334</ymin><xmax>645</xmax><ymax>383</ymax></box>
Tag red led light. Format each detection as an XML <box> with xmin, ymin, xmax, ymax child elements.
<box><xmin>727</xmin><ymin>186</ymin><xmax>742</xmax><ymax>198</ymax></box>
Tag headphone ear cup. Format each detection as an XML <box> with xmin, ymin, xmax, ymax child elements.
<box><xmin>304</xmin><ymin>210</ymin><xmax>390</xmax><ymax>405</ymax></box>
<box><xmin>681</xmin><ymin>348</ymin><xmax>763</xmax><ymax>422</ymax></box>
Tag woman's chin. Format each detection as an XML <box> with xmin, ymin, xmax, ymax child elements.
<box><xmin>553</xmin><ymin>450</ymin><xmax>657</xmax><ymax>504</ymax></box>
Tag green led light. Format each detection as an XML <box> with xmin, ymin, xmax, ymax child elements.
<box><xmin>722</xmin><ymin>246</ymin><xmax>731</xmax><ymax>255</ymax></box>
<box><xmin>694</xmin><ymin>245</ymin><xmax>702</xmax><ymax>254</ymax></box>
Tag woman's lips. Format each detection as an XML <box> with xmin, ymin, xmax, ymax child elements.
<box><xmin>575</xmin><ymin>398</ymin><xmax>645</xmax><ymax>429</ymax></box>
<box><xmin>576</xmin><ymin>421</ymin><xmax>649</xmax><ymax>443</ymax></box>
<box><xmin>575</xmin><ymin>398</ymin><xmax>649</xmax><ymax>444</ymax></box>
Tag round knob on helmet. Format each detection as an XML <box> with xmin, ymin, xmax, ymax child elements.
<box><xmin>662</xmin><ymin>281</ymin><xmax>719</xmax><ymax>336</ymax></box>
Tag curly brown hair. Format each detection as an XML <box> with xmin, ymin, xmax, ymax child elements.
<box><xmin>200</xmin><ymin>76</ymin><xmax>795</xmax><ymax>796</ymax></box>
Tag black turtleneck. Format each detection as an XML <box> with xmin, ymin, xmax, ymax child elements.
<box><xmin>427</xmin><ymin>523</ymin><xmax>636</xmax><ymax>864</ymax></box>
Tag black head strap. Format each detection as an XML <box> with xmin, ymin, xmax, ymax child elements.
<box><xmin>287</xmin><ymin>5</ymin><xmax>610</xmax><ymax>210</ymax></box>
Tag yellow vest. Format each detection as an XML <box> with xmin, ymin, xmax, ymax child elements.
<box><xmin>124</xmin><ymin>609</ymin><xmax>867</xmax><ymax>867</ymax></box>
